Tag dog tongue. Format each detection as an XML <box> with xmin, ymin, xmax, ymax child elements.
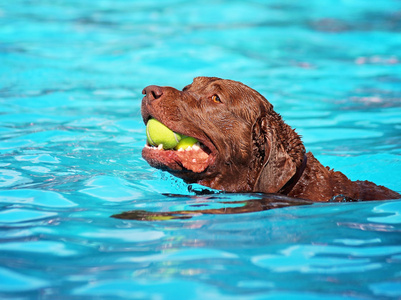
<box><xmin>176</xmin><ymin>147</ymin><xmax>209</xmax><ymax>173</ymax></box>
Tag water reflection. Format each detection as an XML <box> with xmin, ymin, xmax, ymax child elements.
<box><xmin>112</xmin><ymin>193</ymin><xmax>313</xmax><ymax>221</ymax></box>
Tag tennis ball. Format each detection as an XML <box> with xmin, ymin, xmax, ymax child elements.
<box><xmin>146</xmin><ymin>118</ymin><xmax>182</xmax><ymax>149</ymax></box>
<box><xmin>175</xmin><ymin>136</ymin><xmax>199</xmax><ymax>150</ymax></box>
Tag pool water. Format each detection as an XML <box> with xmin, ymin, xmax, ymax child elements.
<box><xmin>1</xmin><ymin>0</ymin><xmax>401</xmax><ymax>299</ymax></box>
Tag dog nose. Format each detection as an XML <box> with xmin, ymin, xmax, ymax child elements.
<box><xmin>142</xmin><ymin>85</ymin><xmax>163</xmax><ymax>101</ymax></box>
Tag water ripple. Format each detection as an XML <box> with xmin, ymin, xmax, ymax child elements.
<box><xmin>369</xmin><ymin>200</ymin><xmax>401</xmax><ymax>224</ymax></box>
<box><xmin>0</xmin><ymin>267</ymin><xmax>48</xmax><ymax>292</ymax></box>
<box><xmin>0</xmin><ymin>189</ymin><xmax>77</xmax><ymax>208</ymax></box>
<box><xmin>119</xmin><ymin>248</ymin><xmax>238</xmax><ymax>263</ymax></box>
<box><xmin>15</xmin><ymin>153</ymin><xmax>60</xmax><ymax>164</ymax></box>
<box><xmin>0</xmin><ymin>240</ymin><xmax>78</xmax><ymax>257</ymax></box>
<box><xmin>79</xmin><ymin>228</ymin><xmax>165</xmax><ymax>243</ymax></box>
<box><xmin>0</xmin><ymin>169</ymin><xmax>31</xmax><ymax>187</ymax></box>
<box><xmin>251</xmin><ymin>244</ymin><xmax>401</xmax><ymax>274</ymax></box>
<box><xmin>80</xmin><ymin>176</ymin><xmax>142</xmax><ymax>202</ymax></box>
<box><xmin>0</xmin><ymin>208</ymin><xmax>57</xmax><ymax>224</ymax></box>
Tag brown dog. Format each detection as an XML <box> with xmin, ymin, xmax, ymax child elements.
<box><xmin>141</xmin><ymin>77</ymin><xmax>400</xmax><ymax>202</ymax></box>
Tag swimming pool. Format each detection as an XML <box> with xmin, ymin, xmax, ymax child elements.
<box><xmin>1</xmin><ymin>0</ymin><xmax>401</xmax><ymax>299</ymax></box>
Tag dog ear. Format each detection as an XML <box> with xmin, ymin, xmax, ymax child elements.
<box><xmin>252</xmin><ymin>115</ymin><xmax>297</xmax><ymax>194</ymax></box>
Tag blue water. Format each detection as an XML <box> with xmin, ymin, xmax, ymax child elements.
<box><xmin>1</xmin><ymin>0</ymin><xmax>401</xmax><ymax>299</ymax></box>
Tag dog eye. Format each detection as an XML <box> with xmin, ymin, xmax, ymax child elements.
<box><xmin>212</xmin><ymin>95</ymin><xmax>222</xmax><ymax>103</ymax></box>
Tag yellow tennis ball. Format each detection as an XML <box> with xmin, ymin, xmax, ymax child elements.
<box><xmin>175</xmin><ymin>136</ymin><xmax>199</xmax><ymax>150</ymax></box>
<box><xmin>146</xmin><ymin>119</ymin><xmax>182</xmax><ymax>149</ymax></box>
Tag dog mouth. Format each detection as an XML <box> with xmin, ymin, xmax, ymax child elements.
<box><xmin>142</xmin><ymin>118</ymin><xmax>215</xmax><ymax>174</ymax></box>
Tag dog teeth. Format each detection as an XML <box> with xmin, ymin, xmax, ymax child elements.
<box><xmin>193</xmin><ymin>143</ymin><xmax>201</xmax><ymax>150</ymax></box>
<box><xmin>146</xmin><ymin>142</ymin><xmax>204</xmax><ymax>152</ymax></box>
<box><xmin>182</xmin><ymin>142</ymin><xmax>201</xmax><ymax>151</ymax></box>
